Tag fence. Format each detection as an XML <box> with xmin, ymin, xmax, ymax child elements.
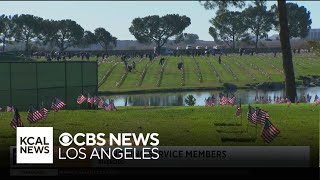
<box><xmin>0</xmin><ymin>61</ymin><xmax>98</xmax><ymax>110</ymax></box>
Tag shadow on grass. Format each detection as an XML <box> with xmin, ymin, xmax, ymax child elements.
<box><xmin>214</xmin><ymin>123</ymin><xmax>242</xmax><ymax>126</ymax></box>
<box><xmin>221</xmin><ymin>137</ymin><xmax>256</xmax><ymax>142</ymax></box>
<box><xmin>216</xmin><ymin>129</ymin><xmax>246</xmax><ymax>134</ymax></box>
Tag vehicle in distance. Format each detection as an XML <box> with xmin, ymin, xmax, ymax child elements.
<box><xmin>196</xmin><ymin>46</ymin><xmax>204</xmax><ymax>49</ymax></box>
<box><xmin>186</xmin><ymin>45</ymin><xmax>193</xmax><ymax>50</ymax></box>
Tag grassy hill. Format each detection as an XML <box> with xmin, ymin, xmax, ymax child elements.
<box><xmin>97</xmin><ymin>53</ymin><xmax>320</xmax><ymax>93</ymax></box>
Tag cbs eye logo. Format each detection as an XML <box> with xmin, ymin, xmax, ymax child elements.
<box><xmin>59</xmin><ymin>133</ymin><xmax>73</xmax><ymax>146</ymax></box>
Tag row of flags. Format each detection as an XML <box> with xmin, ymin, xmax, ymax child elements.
<box><xmin>234</xmin><ymin>102</ymin><xmax>280</xmax><ymax>143</ymax></box>
<box><xmin>204</xmin><ymin>94</ymin><xmax>236</xmax><ymax>106</ymax></box>
<box><xmin>7</xmin><ymin>95</ymin><xmax>117</xmax><ymax>130</ymax></box>
<box><xmin>8</xmin><ymin>97</ymin><xmax>66</xmax><ymax>129</ymax></box>
<box><xmin>246</xmin><ymin>105</ymin><xmax>279</xmax><ymax>143</ymax></box>
<box><xmin>254</xmin><ymin>94</ymin><xmax>320</xmax><ymax>105</ymax></box>
<box><xmin>77</xmin><ymin>94</ymin><xmax>117</xmax><ymax>111</ymax></box>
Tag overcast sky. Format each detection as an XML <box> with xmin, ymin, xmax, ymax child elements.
<box><xmin>0</xmin><ymin>1</ymin><xmax>319</xmax><ymax>40</ymax></box>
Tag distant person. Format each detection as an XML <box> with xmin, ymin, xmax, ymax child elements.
<box><xmin>239</xmin><ymin>48</ymin><xmax>243</xmax><ymax>56</ymax></box>
<box><xmin>159</xmin><ymin>58</ymin><xmax>165</xmax><ymax>65</ymax></box>
<box><xmin>81</xmin><ymin>53</ymin><xmax>84</xmax><ymax>60</ymax></box>
<box><xmin>46</xmin><ymin>55</ymin><xmax>52</xmax><ymax>62</ymax></box>
<box><xmin>68</xmin><ymin>53</ymin><xmax>72</xmax><ymax>60</ymax></box>
<box><xmin>148</xmin><ymin>54</ymin><xmax>153</xmax><ymax>62</ymax></box>
<box><xmin>293</xmin><ymin>48</ymin><xmax>296</xmax><ymax>54</ymax></box>
<box><xmin>177</xmin><ymin>62</ymin><xmax>183</xmax><ymax>70</ymax></box>
<box><xmin>127</xmin><ymin>65</ymin><xmax>132</xmax><ymax>72</ymax></box>
<box><xmin>86</xmin><ymin>53</ymin><xmax>90</xmax><ymax>61</ymax></box>
<box><xmin>274</xmin><ymin>51</ymin><xmax>277</xmax><ymax>57</ymax></box>
<box><xmin>218</xmin><ymin>55</ymin><xmax>222</xmax><ymax>64</ymax></box>
<box><xmin>132</xmin><ymin>61</ymin><xmax>136</xmax><ymax>69</ymax></box>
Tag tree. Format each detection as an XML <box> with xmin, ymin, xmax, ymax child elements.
<box><xmin>200</xmin><ymin>0</ymin><xmax>246</xmax><ymax>15</ymax></box>
<box><xmin>0</xmin><ymin>15</ymin><xmax>16</xmax><ymax>52</ymax></box>
<box><xmin>208</xmin><ymin>11</ymin><xmax>248</xmax><ymax>49</ymax></box>
<box><xmin>184</xmin><ymin>95</ymin><xmax>196</xmax><ymax>106</ymax></box>
<box><xmin>243</xmin><ymin>1</ymin><xmax>275</xmax><ymax>49</ymax></box>
<box><xmin>200</xmin><ymin>0</ymin><xmax>297</xmax><ymax>102</ymax></box>
<box><xmin>174</xmin><ymin>33</ymin><xmax>199</xmax><ymax>44</ymax></box>
<box><xmin>129</xmin><ymin>14</ymin><xmax>191</xmax><ymax>54</ymax></box>
<box><xmin>42</xmin><ymin>19</ymin><xmax>84</xmax><ymax>52</ymax></box>
<box><xmin>94</xmin><ymin>27</ymin><xmax>117</xmax><ymax>52</ymax></box>
<box><xmin>271</xmin><ymin>3</ymin><xmax>312</xmax><ymax>39</ymax></box>
<box><xmin>81</xmin><ymin>30</ymin><xmax>97</xmax><ymax>48</ymax></box>
<box><xmin>277</xmin><ymin>0</ymin><xmax>296</xmax><ymax>101</ymax></box>
<box><xmin>13</xmin><ymin>14</ymin><xmax>43</xmax><ymax>54</ymax></box>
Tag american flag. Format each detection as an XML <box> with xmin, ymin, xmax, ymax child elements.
<box><xmin>255</xmin><ymin>108</ymin><xmax>269</xmax><ymax>124</ymax></box>
<box><xmin>228</xmin><ymin>96</ymin><xmax>236</xmax><ymax>106</ymax></box>
<box><xmin>93</xmin><ymin>96</ymin><xmax>102</xmax><ymax>106</ymax></box>
<box><xmin>27</xmin><ymin>106</ymin><xmax>43</xmax><ymax>123</ymax></box>
<box><xmin>39</xmin><ymin>108</ymin><xmax>49</xmax><ymax>120</ymax></box>
<box><xmin>87</xmin><ymin>94</ymin><xmax>94</xmax><ymax>104</ymax></box>
<box><xmin>219</xmin><ymin>94</ymin><xmax>228</xmax><ymax>106</ymax></box>
<box><xmin>235</xmin><ymin>102</ymin><xmax>242</xmax><ymax>117</ymax></box>
<box><xmin>10</xmin><ymin>108</ymin><xmax>24</xmax><ymax>130</ymax></box>
<box><xmin>98</xmin><ymin>98</ymin><xmax>106</xmax><ymax>108</ymax></box>
<box><xmin>6</xmin><ymin>106</ymin><xmax>13</xmax><ymax>112</ymax></box>
<box><xmin>255</xmin><ymin>96</ymin><xmax>260</xmax><ymax>103</ymax></box>
<box><xmin>261</xmin><ymin>120</ymin><xmax>280</xmax><ymax>143</ymax></box>
<box><xmin>107</xmin><ymin>100</ymin><xmax>117</xmax><ymax>110</ymax></box>
<box><xmin>306</xmin><ymin>94</ymin><xmax>312</xmax><ymax>103</ymax></box>
<box><xmin>51</xmin><ymin>98</ymin><xmax>66</xmax><ymax>111</ymax></box>
<box><xmin>205</xmin><ymin>97</ymin><xmax>215</xmax><ymax>106</ymax></box>
<box><xmin>315</xmin><ymin>95</ymin><xmax>320</xmax><ymax>106</ymax></box>
<box><xmin>247</xmin><ymin>105</ymin><xmax>257</xmax><ymax>124</ymax></box>
<box><xmin>286</xmin><ymin>98</ymin><xmax>291</xmax><ymax>107</ymax></box>
<box><xmin>77</xmin><ymin>94</ymin><xmax>86</xmax><ymax>105</ymax></box>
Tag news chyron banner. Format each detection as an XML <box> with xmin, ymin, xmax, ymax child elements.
<box><xmin>9</xmin><ymin>127</ymin><xmax>312</xmax><ymax>176</ymax></box>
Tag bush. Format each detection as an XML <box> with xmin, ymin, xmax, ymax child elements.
<box><xmin>184</xmin><ymin>95</ymin><xmax>196</xmax><ymax>106</ymax></box>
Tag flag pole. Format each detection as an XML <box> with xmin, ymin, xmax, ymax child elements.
<box><xmin>255</xmin><ymin>123</ymin><xmax>258</xmax><ymax>139</ymax></box>
<box><xmin>240</xmin><ymin>99</ymin><xmax>242</xmax><ymax>126</ymax></box>
<box><xmin>286</xmin><ymin>104</ymin><xmax>289</xmax><ymax>124</ymax></box>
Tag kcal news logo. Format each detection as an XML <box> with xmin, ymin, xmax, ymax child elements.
<box><xmin>16</xmin><ymin>127</ymin><xmax>53</xmax><ymax>164</ymax></box>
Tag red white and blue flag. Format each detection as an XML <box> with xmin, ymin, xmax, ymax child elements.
<box><xmin>27</xmin><ymin>106</ymin><xmax>43</xmax><ymax>123</ymax></box>
<box><xmin>261</xmin><ymin>120</ymin><xmax>280</xmax><ymax>143</ymax></box>
<box><xmin>10</xmin><ymin>108</ymin><xmax>24</xmax><ymax>130</ymax></box>
<box><xmin>51</xmin><ymin>98</ymin><xmax>66</xmax><ymax>111</ymax></box>
<box><xmin>77</xmin><ymin>94</ymin><xmax>86</xmax><ymax>105</ymax></box>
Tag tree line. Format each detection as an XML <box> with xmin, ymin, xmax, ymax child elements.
<box><xmin>207</xmin><ymin>1</ymin><xmax>312</xmax><ymax>49</ymax></box>
<box><xmin>0</xmin><ymin>14</ymin><xmax>117</xmax><ymax>53</ymax></box>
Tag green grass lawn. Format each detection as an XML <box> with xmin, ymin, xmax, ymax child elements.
<box><xmin>97</xmin><ymin>53</ymin><xmax>320</xmax><ymax>93</ymax></box>
<box><xmin>0</xmin><ymin>104</ymin><xmax>318</xmax><ymax>166</ymax></box>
